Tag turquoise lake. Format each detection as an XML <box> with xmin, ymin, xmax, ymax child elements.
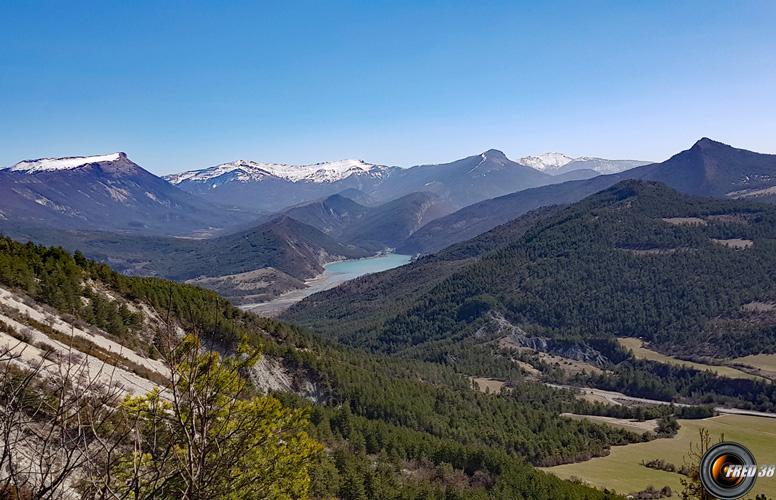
<box><xmin>323</xmin><ymin>253</ymin><xmax>412</xmax><ymax>281</ymax></box>
<box><xmin>245</xmin><ymin>253</ymin><xmax>412</xmax><ymax>316</ymax></box>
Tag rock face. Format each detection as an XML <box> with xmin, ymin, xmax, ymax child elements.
<box><xmin>0</xmin><ymin>284</ymin><xmax>167</xmax><ymax>395</ymax></box>
<box><xmin>477</xmin><ymin>312</ymin><xmax>608</xmax><ymax>367</ymax></box>
<box><xmin>248</xmin><ymin>356</ymin><xmax>325</xmax><ymax>403</ymax></box>
<box><xmin>0</xmin><ymin>152</ymin><xmax>254</xmax><ymax>235</ymax></box>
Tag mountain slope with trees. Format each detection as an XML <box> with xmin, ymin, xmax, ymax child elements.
<box><xmin>402</xmin><ymin>138</ymin><xmax>776</xmax><ymax>254</ymax></box>
<box><xmin>287</xmin><ymin>180</ymin><xmax>776</xmax><ymax>361</ymax></box>
<box><xmin>0</xmin><ymin>235</ymin><xmax>636</xmax><ymax>499</ymax></box>
<box><xmin>1</xmin><ymin>215</ymin><xmax>369</xmax><ymax>282</ymax></box>
<box><xmin>284</xmin><ymin>191</ymin><xmax>451</xmax><ymax>251</ymax></box>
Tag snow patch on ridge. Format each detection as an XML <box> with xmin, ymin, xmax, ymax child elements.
<box><xmin>8</xmin><ymin>153</ymin><xmax>123</xmax><ymax>173</ymax></box>
<box><xmin>166</xmin><ymin>159</ymin><xmax>386</xmax><ymax>185</ymax></box>
<box><xmin>519</xmin><ymin>153</ymin><xmax>575</xmax><ymax>171</ymax></box>
<box><xmin>519</xmin><ymin>153</ymin><xmax>650</xmax><ymax>175</ymax></box>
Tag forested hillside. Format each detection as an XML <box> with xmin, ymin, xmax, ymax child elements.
<box><xmin>288</xmin><ymin>181</ymin><xmax>776</xmax><ymax>356</ymax></box>
<box><xmin>0</xmin><ymin>235</ymin><xmax>632</xmax><ymax>498</ymax></box>
<box><xmin>284</xmin><ymin>192</ymin><xmax>450</xmax><ymax>251</ymax></box>
<box><xmin>286</xmin><ymin>181</ymin><xmax>776</xmax><ymax>411</ymax></box>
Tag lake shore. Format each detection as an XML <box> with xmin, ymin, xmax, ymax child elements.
<box><xmin>241</xmin><ymin>253</ymin><xmax>411</xmax><ymax>316</ymax></box>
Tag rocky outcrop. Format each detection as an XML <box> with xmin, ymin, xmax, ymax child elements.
<box><xmin>479</xmin><ymin>312</ymin><xmax>608</xmax><ymax>367</ymax></box>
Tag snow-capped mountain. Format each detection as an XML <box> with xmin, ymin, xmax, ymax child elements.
<box><xmin>518</xmin><ymin>153</ymin><xmax>576</xmax><ymax>171</ymax></box>
<box><xmin>8</xmin><ymin>153</ymin><xmax>126</xmax><ymax>173</ymax></box>
<box><xmin>519</xmin><ymin>153</ymin><xmax>650</xmax><ymax>175</ymax></box>
<box><xmin>166</xmin><ymin>159</ymin><xmax>389</xmax><ymax>186</ymax></box>
<box><xmin>167</xmin><ymin>150</ymin><xmax>578</xmax><ymax>213</ymax></box>
<box><xmin>165</xmin><ymin>159</ymin><xmax>398</xmax><ymax>213</ymax></box>
<box><xmin>0</xmin><ymin>152</ymin><xmax>254</xmax><ymax>234</ymax></box>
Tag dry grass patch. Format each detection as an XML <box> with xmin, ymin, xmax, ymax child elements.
<box><xmin>537</xmin><ymin>352</ymin><xmax>603</xmax><ymax>376</ymax></box>
<box><xmin>497</xmin><ymin>337</ymin><xmax>603</xmax><ymax>376</ymax></box>
<box><xmin>625</xmin><ymin>247</ymin><xmax>685</xmax><ymax>256</ymax></box>
<box><xmin>711</xmin><ymin>238</ymin><xmax>753</xmax><ymax>249</ymax></box>
<box><xmin>561</xmin><ymin>413</ymin><xmax>659</xmax><ymax>434</ymax></box>
<box><xmin>470</xmin><ymin>377</ymin><xmax>506</xmax><ymax>393</ymax></box>
<box><xmin>705</xmin><ymin>213</ymin><xmax>750</xmax><ymax>224</ymax></box>
<box><xmin>742</xmin><ymin>301</ymin><xmax>776</xmax><ymax>313</ymax></box>
<box><xmin>732</xmin><ymin>354</ymin><xmax>776</xmax><ymax>380</ymax></box>
<box><xmin>617</xmin><ymin>337</ymin><xmax>762</xmax><ymax>381</ymax></box>
<box><xmin>514</xmin><ymin>360</ymin><xmax>541</xmax><ymax>378</ymax></box>
<box><xmin>661</xmin><ymin>217</ymin><xmax>706</xmax><ymax>226</ymax></box>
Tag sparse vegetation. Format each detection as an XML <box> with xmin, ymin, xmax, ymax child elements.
<box><xmin>0</xmin><ymin>334</ymin><xmax>321</xmax><ymax>499</ymax></box>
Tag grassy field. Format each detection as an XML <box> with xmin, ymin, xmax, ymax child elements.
<box><xmin>470</xmin><ymin>377</ymin><xmax>506</xmax><ymax>393</ymax></box>
<box><xmin>542</xmin><ymin>414</ymin><xmax>776</xmax><ymax>497</ymax></box>
<box><xmin>733</xmin><ymin>353</ymin><xmax>776</xmax><ymax>379</ymax></box>
<box><xmin>562</xmin><ymin>413</ymin><xmax>658</xmax><ymax>434</ymax></box>
<box><xmin>618</xmin><ymin>337</ymin><xmax>764</xmax><ymax>381</ymax></box>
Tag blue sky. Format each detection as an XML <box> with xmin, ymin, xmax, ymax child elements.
<box><xmin>2</xmin><ymin>0</ymin><xmax>775</xmax><ymax>175</ymax></box>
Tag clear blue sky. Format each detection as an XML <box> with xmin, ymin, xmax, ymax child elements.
<box><xmin>2</xmin><ymin>0</ymin><xmax>775</xmax><ymax>175</ymax></box>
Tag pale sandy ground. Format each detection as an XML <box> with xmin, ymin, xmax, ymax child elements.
<box><xmin>242</xmin><ymin>271</ymin><xmax>337</xmax><ymax>316</ymax></box>
<box><xmin>0</xmin><ymin>285</ymin><xmax>166</xmax><ymax>394</ymax></box>
<box><xmin>711</xmin><ymin>238</ymin><xmax>753</xmax><ymax>249</ymax></box>
<box><xmin>0</xmin><ymin>330</ymin><xmax>158</xmax><ymax>395</ymax></box>
<box><xmin>728</xmin><ymin>185</ymin><xmax>776</xmax><ymax>198</ymax></box>
<box><xmin>0</xmin><ymin>286</ymin><xmax>167</xmax><ymax>375</ymax></box>
<box><xmin>241</xmin><ymin>261</ymin><xmax>370</xmax><ymax>316</ymax></box>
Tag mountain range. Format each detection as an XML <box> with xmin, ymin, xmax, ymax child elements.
<box><xmin>518</xmin><ymin>153</ymin><xmax>650</xmax><ymax>175</ymax></box>
<box><xmin>0</xmin><ymin>148</ymin><xmax>647</xmax><ymax>239</ymax></box>
<box><xmin>4</xmin><ymin>138</ymin><xmax>776</xmax><ymax>498</ymax></box>
<box><xmin>401</xmin><ymin>138</ymin><xmax>776</xmax><ymax>254</ymax></box>
<box><xmin>164</xmin><ymin>149</ymin><xmax>636</xmax><ymax>212</ymax></box>
<box><xmin>0</xmin><ymin>191</ymin><xmax>444</xmax><ymax>304</ymax></box>
<box><xmin>0</xmin><ymin>153</ymin><xmax>254</xmax><ymax>235</ymax></box>
<box><xmin>3</xmin><ymin>138</ymin><xmax>775</xmax><ymax>307</ymax></box>
<box><xmin>164</xmin><ymin>158</ymin><xmax>394</xmax><ymax>213</ymax></box>
<box><xmin>282</xmin><ymin>191</ymin><xmax>450</xmax><ymax>251</ymax></box>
